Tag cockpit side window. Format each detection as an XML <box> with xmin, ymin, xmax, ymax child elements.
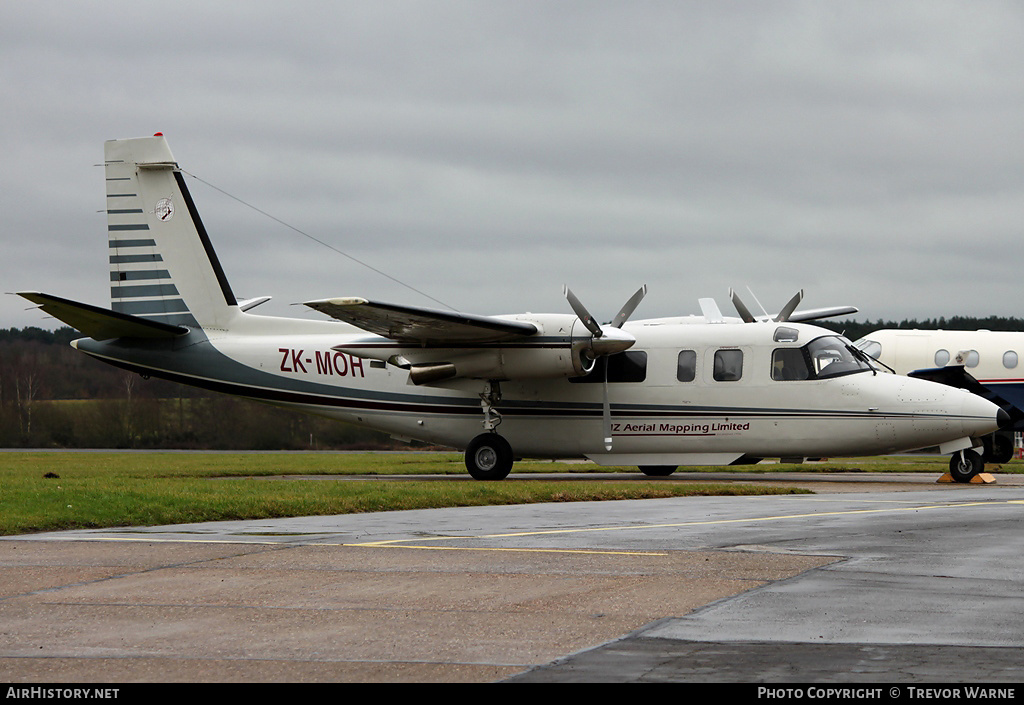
<box><xmin>774</xmin><ymin>336</ymin><xmax>873</xmax><ymax>381</ymax></box>
<box><xmin>806</xmin><ymin>336</ymin><xmax>872</xmax><ymax>379</ymax></box>
<box><xmin>772</xmin><ymin>348</ymin><xmax>810</xmax><ymax>380</ymax></box>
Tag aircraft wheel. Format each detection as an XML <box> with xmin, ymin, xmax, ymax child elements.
<box><xmin>949</xmin><ymin>449</ymin><xmax>983</xmax><ymax>483</ymax></box>
<box><xmin>465</xmin><ymin>433</ymin><xmax>513</xmax><ymax>481</ymax></box>
<box><xmin>639</xmin><ymin>465</ymin><xmax>677</xmax><ymax>477</ymax></box>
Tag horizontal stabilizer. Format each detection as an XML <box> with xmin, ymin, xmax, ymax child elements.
<box><xmin>238</xmin><ymin>296</ymin><xmax>272</xmax><ymax>312</ymax></box>
<box><xmin>304</xmin><ymin>297</ymin><xmax>538</xmax><ymax>344</ymax></box>
<box><xmin>18</xmin><ymin>292</ymin><xmax>189</xmax><ymax>340</ymax></box>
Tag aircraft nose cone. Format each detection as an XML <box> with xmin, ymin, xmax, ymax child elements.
<box><xmin>960</xmin><ymin>392</ymin><xmax>1005</xmax><ymax>436</ymax></box>
<box><xmin>997</xmin><ymin>407</ymin><xmax>1011</xmax><ymax>429</ymax></box>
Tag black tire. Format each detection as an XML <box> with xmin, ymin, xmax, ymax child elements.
<box><xmin>465</xmin><ymin>433</ymin><xmax>514</xmax><ymax>480</ymax></box>
<box><xmin>949</xmin><ymin>449</ymin><xmax>983</xmax><ymax>483</ymax></box>
<box><xmin>639</xmin><ymin>465</ymin><xmax>677</xmax><ymax>477</ymax></box>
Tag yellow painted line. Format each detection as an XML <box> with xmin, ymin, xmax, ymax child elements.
<box><xmin>334</xmin><ymin>544</ymin><xmax>667</xmax><ymax>556</ymax></box>
<box><xmin>25</xmin><ymin>498</ymin><xmax>1020</xmax><ymax>557</ymax></box>
<box><xmin>348</xmin><ymin>499</ymin><xmax>1020</xmax><ymax>548</ymax></box>
<box><xmin>61</xmin><ymin>535</ymin><xmax>665</xmax><ymax>556</ymax></box>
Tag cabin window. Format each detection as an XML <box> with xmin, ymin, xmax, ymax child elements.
<box><xmin>963</xmin><ymin>350</ymin><xmax>979</xmax><ymax>368</ymax></box>
<box><xmin>774</xmin><ymin>326</ymin><xmax>799</xmax><ymax>343</ymax></box>
<box><xmin>935</xmin><ymin>349</ymin><xmax>950</xmax><ymax>366</ymax></box>
<box><xmin>772</xmin><ymin>348</ymin><xmax>810</xmax><ymax>381</ymax></box>
<box><xmin>569</xmin><ymin>351</ymin><xmax>647</xmax><ymax>384</ymax></box>
<box><xmin>1004</xmin><ymin>351</ymin><xmax>1018</xmax><ymax>369</ymax></box>
<box><xmin>713</xmin><ymin>349</ymin><xmax>743</xmax><ymax>381</ymax></box>
<box><xmin>677</xmin><ymin>350</ymin><xmax>697</xmax><ymax>382</ymax></box>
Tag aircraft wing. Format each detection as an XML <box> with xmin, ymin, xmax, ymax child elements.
<box><xmin>303</xmin><ymin>297</ymin><xmax>539</xmax><ymax>344</ymax></box>
<box><xmin>787</xmin><ymin>306</ymin><xmax>859</xmax><ymax>323</ymax></box>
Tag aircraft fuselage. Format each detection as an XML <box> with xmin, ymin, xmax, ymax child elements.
<box><xmin>74</xmin><ymin>312</ymin><xmax>1000</xmax><ymax>466</ymax></box>
<box><xmin>22</xmin><ymin>134</ymin><xmax>1005</xmax><ymax>481</ymax></box>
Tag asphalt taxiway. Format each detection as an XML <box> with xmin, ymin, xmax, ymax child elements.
<box><xmin>2</xmin><ymin>472</ymin><xmax>1023</xmax><ymax>683</ymax></box>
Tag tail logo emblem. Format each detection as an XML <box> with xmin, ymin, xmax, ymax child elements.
<box><xmin>154</xmin><ymin>197</ymin><xmax>174</xmax><ymax>222</ymax></box>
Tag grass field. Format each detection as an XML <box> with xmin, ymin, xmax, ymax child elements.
<box><xmin>1</xmin><ymin>451</ymin><xmax>1018</xmax><ymax>536</ymax></box>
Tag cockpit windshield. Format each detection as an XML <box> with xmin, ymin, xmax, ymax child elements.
<box><xmin>772</xmin><ymin>335</ymin><xmax>875</xmax><ymax>381</ymax></box>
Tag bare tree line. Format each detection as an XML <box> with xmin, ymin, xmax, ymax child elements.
<box><xmin>0</xmin><ymin>327</ymin><xmax>399</xmax><ymax>449</ymax></box>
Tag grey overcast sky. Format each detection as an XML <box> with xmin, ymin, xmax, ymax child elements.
<box><xmin>2</xmin><ymin>1</ymin><xmax>1022</xmax><ymax>331</ymax></box>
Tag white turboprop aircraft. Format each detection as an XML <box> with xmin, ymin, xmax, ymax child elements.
<box><xmin>855</xmin><ymin>328</ymin><xmax>1024</xmax><ymax>470</ymax></box>
<box><xmin>18</xmin><ymin>134</ymin><xmax>1008</xmax><ymax>481</ymax></box>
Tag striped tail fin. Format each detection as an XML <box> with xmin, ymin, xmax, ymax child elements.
<box><xmin>104</xmin><ymin>134</ymin><xmax>238</xmax><ymax>330</ymax></box>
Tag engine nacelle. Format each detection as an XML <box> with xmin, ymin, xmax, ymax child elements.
<box><xmin>408</xmin><ymin>344</ymin><xmax>596</xmax><ymax>385</ymax></box>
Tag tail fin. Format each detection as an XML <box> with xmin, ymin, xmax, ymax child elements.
<box><xmin>105</xmin><ymin>134</ymin><xmax>237</xmax><ymax>329</ymax></box>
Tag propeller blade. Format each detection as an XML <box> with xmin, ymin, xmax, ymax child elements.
<box><xmin>729</xmin><ymin>288</ymin><xmax>756</xmax><ymax>323</ymax></box>
<box><xmin>563</xmin><ymin>285</ymin><xmax>645</xmax><ymax>452</ymax></box>
<box><xmin>609</xmin><ymin>285</ymin><xmax>648</xmax><ymax>329</ymax></box>
<box><xmin>603</xmin><ymin>359</ymin><xmax>613</xmax><ymax>451</ymax></box>
<box><xmin>563</xmin><ymin>286</ymin><xmax>603</xmax><ymax>337</ymax></box>
<box><xmin>775</xmin><ymin>289</ymin><xmax>805</xmax><ymax>322</ymax></box>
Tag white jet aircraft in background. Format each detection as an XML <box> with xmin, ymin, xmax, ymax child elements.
<box><xmin>18</xmin><ymin>134</ymin><xmax>1008</xmax><ymax>481</ymax></box>
<box><xmin>856</xmin><ymin>328</ymin><xmax>1024</xmax><ymax>473</ymax></box>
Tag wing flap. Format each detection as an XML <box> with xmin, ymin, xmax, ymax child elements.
<box><xmin>18</xmin><ymin>292</ymin><xmax>189</xmax><ymax>340</ymax></box>
<box><xmin>304</xmin><ymin>297</ymin><xmax>538</xmax><ymax>344</ymax></box>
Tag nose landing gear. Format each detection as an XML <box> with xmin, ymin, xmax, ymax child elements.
<box><xmin>948</xmin><ymin>449</ymin><xmax>983</xmax><ymax>483</ymax></box>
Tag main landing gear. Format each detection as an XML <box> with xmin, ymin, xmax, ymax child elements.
<box><xmin>465</xmin><ymin>381</ymin><xmax>514</xmax><ymax>481</ymax></box>
<box><xmin>465</xmin><ymin>433</ymin><xmax>514</xmax><ymax>481</ymax></box>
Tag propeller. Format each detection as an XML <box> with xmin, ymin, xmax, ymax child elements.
<box><xmin>564</xmin><ymin>285</ymin><xmax>647</xmax><ymax>451</ymax></box>
<box><xmin>729</xmin><ymin>288</ymin><xmax>858</xmax><ymax>324</ymax></box>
